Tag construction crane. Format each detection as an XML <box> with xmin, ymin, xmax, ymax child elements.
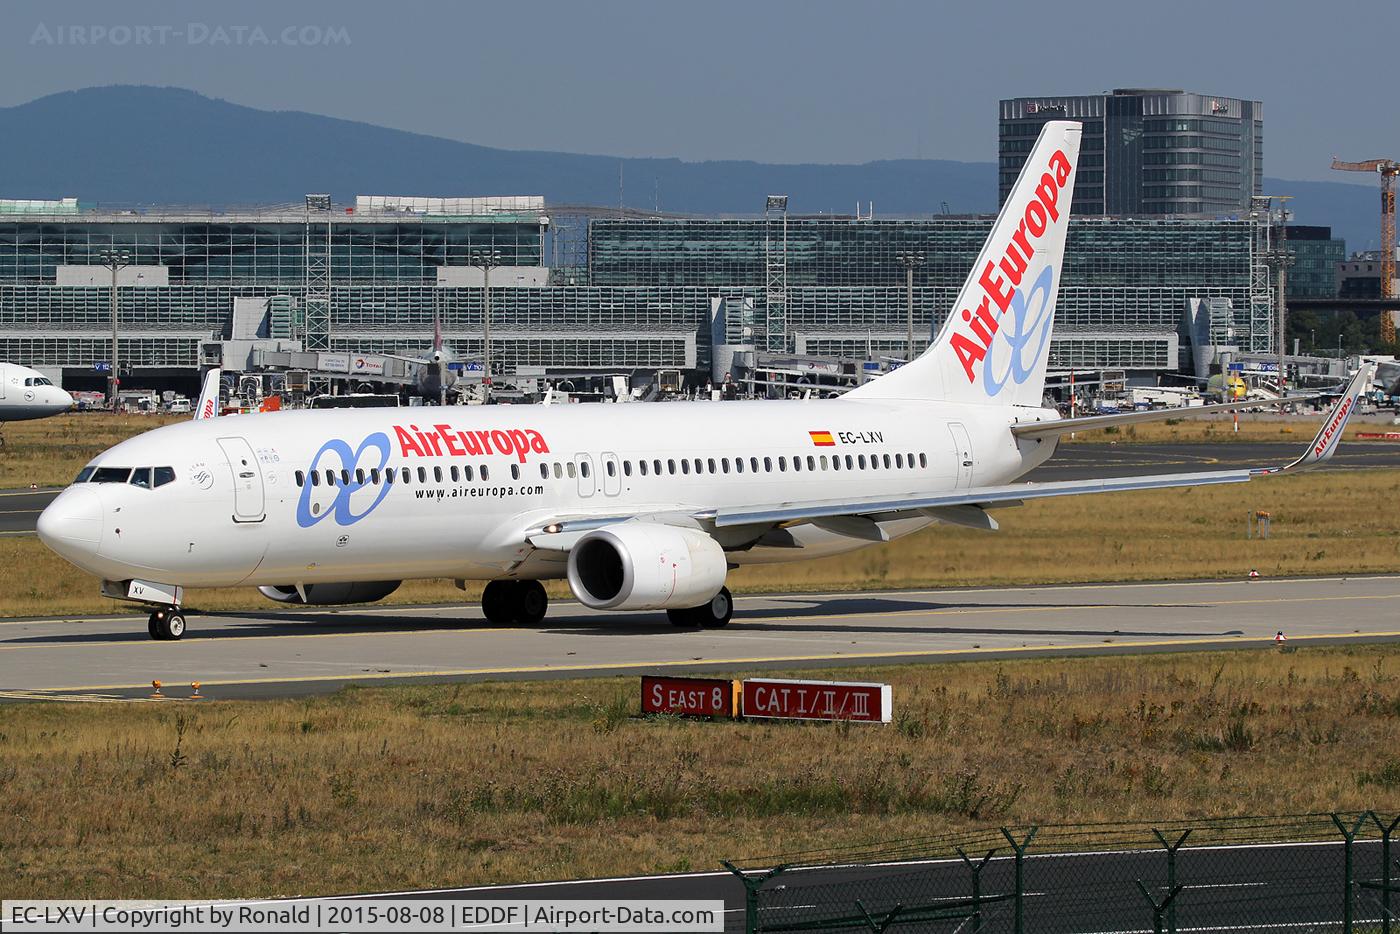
<box><xmin>1331</xmin><ymin>157</ymin><xmax>1399</xmax><ymax>343</ymax></box>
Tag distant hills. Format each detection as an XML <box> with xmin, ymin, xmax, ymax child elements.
<box><xmin>0</xmin><ymin>85</ymin><xmax>1381</xmax><ymax>249</ymax></box>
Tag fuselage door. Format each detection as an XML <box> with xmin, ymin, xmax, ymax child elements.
<box><xmin>575</xmin><ymin>453</ymin><xmax>596</xmax><ymax>497</ymax></box>
<box><xmin>601</xmin><ymin>452</ymin><xmax>622</xmax><ymax>496</ymax></box>
<box><xmin>948</xmin><ymin>422</ymin><xmax>974</xmax><ymax>489</ymax></box>
<box><xmin>217</xmin><ymin>436</ymin><xmax>266</xmax><ymax>522</ymax></box>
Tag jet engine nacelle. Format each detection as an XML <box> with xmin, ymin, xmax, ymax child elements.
<box><xmin>567</xmin><ymin>523</ymin><xmax>727</xmax><ymax>611</ymax></box>
<box><xmin>258</xmin><ymin>581</ymin><xmax>402</xmax><ymax>605</ymax></box>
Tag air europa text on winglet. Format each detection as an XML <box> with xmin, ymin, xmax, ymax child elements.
<box><xmin>949</xmin><ymin>147</ymin><xmax>1074</xmax><ymax>384</ymax></box>
<box><xmin>393</xmin><ymin>423</ymin><xmax>551</xmax><ymax>464</ymax></box>
<box><xmin>1313</xmin><ymin>397</ymin><xmax>1352</xmax><ymax>457</ymax></box>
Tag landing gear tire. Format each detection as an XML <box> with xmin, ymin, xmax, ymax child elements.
<box><xmin>697</xmin><ymin>587</ymin><xmax>733</xmax><ymax>629</ymax></box>
<box><xmin>667</xmin><ymin>587</ymin><xmax>734</xmax><ymax>629</ymax></box>
<box><xmin>481</xmin><ymin>580</ymin><xmax>514</xmax><ymax>625</ymax></box>
<box><xmin>481</xmin><ymin>580</ymin><xmax>549</xmax><ymax>625</ymax></box>
<box><xmin>148</xmin><ymin>607</ymin><xmax>186</xmax><ymax>641</ymax></box>
<box><xmin>513</xmin><ymin>580</ymin><xmax>549</xmax><ymax>626</ymax></box>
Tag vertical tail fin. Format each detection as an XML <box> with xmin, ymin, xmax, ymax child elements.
<box><xmin>850</xmin><ymin>120</ymin><xmax>1081</xmax><ymax>406</ymax></box>
<box><xmin>194</xmin><ymin>368</ymin><xmax>221</xmax><ymax>420</ymax></box>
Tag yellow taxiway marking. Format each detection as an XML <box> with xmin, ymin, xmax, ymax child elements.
<box><xmin>3</xmin><ymin>589</ymin><xmax>1400</xmax><ymax>648</ymax></box>
<box><xmin>761</xmin><ymin>574</ymin><xmax>1400</xmax><ymax>602</ymax></box>
<box><xmin>0</xmin><ymin>489</ymin><xmax>57</xmax><ymax>497</ymax></box>
<box><xmin>0</xmin><ymin>530</ymin><xmax>35</xmax><ymax>536</ymax></box>
<box><xmin>0</xmin><ymin>508</ymin><xmax>43</xmax><ymax>515</ymax></box>
<box><xmin>17</xmin><ymin>628</ymin><xmax>1400</xmax><ymax>695</ymax></box>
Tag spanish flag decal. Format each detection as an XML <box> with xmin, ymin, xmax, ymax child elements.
<box><xmin>809</xmin><ymin>430</ymin><xmax>836</xmax><ymax>446</ymax></box>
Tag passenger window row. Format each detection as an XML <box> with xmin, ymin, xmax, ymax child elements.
<box><xmin>74</xmin><ymin>466</ymin><xmax>176</xmax><ymax>488</ymax></box>
<box><xmin>291</xmin><ymin>450</ymin><xmax>931</xmax><ymax>491</ymax></box>
<box><xmin>535</xmin><ymin>451</ymin><xmax>930</xmax><ymax>480</ymax></box>
<box><xmin>294</xmin><ymin>462</ymin><xmax>497</xmax><ymax>488</ymax></box>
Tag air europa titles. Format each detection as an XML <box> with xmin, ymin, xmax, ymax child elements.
<box><xmin>950</xmin><ymin>148</ymin><xmax>1074</xmax><ymax>384</ymax></box>
<box><xmin>1313</xmin><ymin>396</ymin><xmax>1352</xmax><ymax>457</ymax></box>
<box><xmin>392</xmin><ymin>423</ymin><xmax>550</xmax><ymax>464</ymax></box>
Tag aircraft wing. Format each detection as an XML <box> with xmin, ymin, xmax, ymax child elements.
<box><xmin>523</xmin><ymin>364</ymin><xmax>1371</xmax><ymax>546</ymax></box>
<box><xmin>1010</xmin><ymin>393</ymin><xmax>1321</xmax><ymax>439</ymax></box>
<box><xmin>713</xmin><ymin>362</ymin><xmax>1373</xmax><ymax>531</ymax></box>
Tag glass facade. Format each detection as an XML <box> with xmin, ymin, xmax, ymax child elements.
<box><xmin>1283</xmin><ymin>226</ymin><xmax>1344</xmax><ymax>299</ymax></box>
<box><xmin>999</xmin><ymin>90</ymin><xmax>1262</xmax><ymax>217</ymax></box>
<box><xmin>0</xmin><ymin>214</ymin><xmax>543</xmax><ymax>285</ymax></box>
<box><xmin>0</xmin><ymin>205</ymin><xmax>1274</xmax><ymax>382</ymax></box>
<box><xmin>590</xmin><ymin>215</ymin><xmax>1272</xmax><ymax>368</ymax></box>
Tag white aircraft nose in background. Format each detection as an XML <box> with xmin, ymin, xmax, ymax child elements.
<box><xmin>1</xmin><ymin>361</ymin><xmax>74</xmax><ymax>422</ymax></box>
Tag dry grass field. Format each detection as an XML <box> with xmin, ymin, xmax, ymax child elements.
<box><xmin>0</xmin><ymin>413</ymin><xmax>181</xmax><ymax>488</ymax></box>
<box><xmin>2</xmin><ymin>645</ymin><xmax>1396</xmax><ymax>898</ymax></box>
<box><xmin>2</xmin><ymin>465</ymin><xmax>1397</xmax><ymax>618</ymax></box>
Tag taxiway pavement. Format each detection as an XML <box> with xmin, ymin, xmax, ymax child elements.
<box><xmin>1</xmin><ymin>575</ymin><xmax>1396</xmax><ymax>702</ymax></box>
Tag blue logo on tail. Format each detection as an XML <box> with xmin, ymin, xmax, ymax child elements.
<box><xmin>983</xmin><ymin>265</ymin><xmax>1056</xmax><ymax>397</ymax></box>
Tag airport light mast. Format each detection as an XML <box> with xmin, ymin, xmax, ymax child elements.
<box><xmin>97</xmin><ymin>248</ymin><xmax>131</xmax><ymax>409</ymax></box>
<box><xmin>469</xmin><ymin>249</ymin><xmax>503</xmax><ymax>403</ymax></box>
<box><xmin>895</xmin><ymin>251</ymin><xmax>926</xmax><ymax>363</ymax></box>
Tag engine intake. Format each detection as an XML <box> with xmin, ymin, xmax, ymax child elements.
<box><xmin>258</xmin><ymin>581</ymin><xmax>401</xmax><ymax>605</ymax></box>
<box><xmin>567</xmin><ymin>523</ymin><xmax>727</xmax><ymax>611</ymax></box>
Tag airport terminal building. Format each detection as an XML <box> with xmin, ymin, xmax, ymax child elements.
<box><xmin>0</xmin><ymin>195</ymin><xmax>1279</xmax><ymax>393</ymax></box>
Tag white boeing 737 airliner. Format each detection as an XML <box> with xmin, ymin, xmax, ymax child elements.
<box><xmin>37</xmin><ymin>122</ymin><xmax>1372</xmax><ymax>639</ymax></box>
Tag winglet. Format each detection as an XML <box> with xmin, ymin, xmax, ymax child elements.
<box><xmin>1255</xmin><ymin>362</ymin><xmax>1373</xmax><ymax>475</ymax></box>
<box><xmin>194</xmin><ymin>368</ymin><xmax>221</xmax><ymax>420</ymax></box>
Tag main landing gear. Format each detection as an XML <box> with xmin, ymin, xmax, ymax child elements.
<box><xmin>667</xmin><ymin>587</ymin><xmax>734</xmax><ymax>629</ymax></box>
<box><xmin>147</xmin><ymin>605</ymin><xmax>187</xmax><ymax>641</ymax></box>
<box><xmin>481</xmin><ymin>579</ymin><xmax>549</xmax><ymax>625</ymax></box>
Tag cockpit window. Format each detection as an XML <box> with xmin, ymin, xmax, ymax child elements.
<box><xmin>153</xmin><ymin>466</ymin><xmax>176</xmax><ymax>487</ymax></box>
<box><xmin>74</xmin><ymin>466</ymin><xmax>96</xmax><ymax>483</ymax></box>
<box><xmin>23</xmin><ymin>377</ymin><xmax>53</xmax><ymax>387</ymax></box>
<box><xmin>91</xmin><ymin>467</ymin><xmax>132</xmax><ymax>484</ymax></box>
<box><xmin>129</xmin><ymin>468</ymin><xmax>153</xmax><ymax>489</ymax></box>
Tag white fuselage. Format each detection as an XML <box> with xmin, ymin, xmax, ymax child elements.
<box><xmin>37</xmin><ymin>397</ymin><xmax>1059</xmax><ymax>591</ymax></box>
<box><xmin>0</xmin><ymin>363</ymin><xmax>74</xmax><ymax>422</ymax></box>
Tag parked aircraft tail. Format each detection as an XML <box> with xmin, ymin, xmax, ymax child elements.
<box><xmin>194</xmin><ymin>368</ymin><xmax>221</xmax><ymax>420</ymax></box>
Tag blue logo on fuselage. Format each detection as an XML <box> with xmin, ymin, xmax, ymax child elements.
<box><xmin>296</xmin><ymin>432</ymin><xmax>393</xmax><ymax>528</ymax></box>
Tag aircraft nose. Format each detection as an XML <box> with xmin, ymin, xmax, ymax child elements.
<box><xmin>52</xmin><ymin>387</ymin><xmax>75</xmax><ymax>410</ymax></box>
<box><xmin>37</xmin><ymin>486</ymin><xmax>104</xmax><ymax>563</ymax></box>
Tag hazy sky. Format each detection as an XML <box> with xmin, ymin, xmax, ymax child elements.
<box><xmin>1</xmin><ymin>0</ymin><xmax>1395</xmax><ymax>182</ymax></box>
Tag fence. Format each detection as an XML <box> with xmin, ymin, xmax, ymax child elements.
<box><xmin>724</xmin><ymin>811</ymin><xmax>1399</xmax><ymax>933</ymax></box>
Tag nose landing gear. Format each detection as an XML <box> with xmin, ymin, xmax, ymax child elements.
<box><xmin>481</xmin><ymin>579</ymin><xmax>549</xmax><ymax>626</ymax></box>
<box><xmin>148</xmin><ymin>606</ymin><xmax>187</xmax><ymax>640</ymax></box>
